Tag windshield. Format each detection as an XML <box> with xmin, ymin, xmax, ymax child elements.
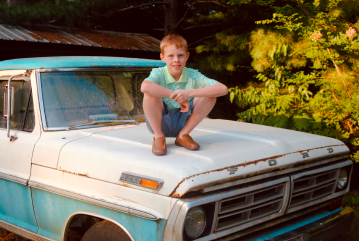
<box><xmin>40</xmin><ymin>70</ymin><xmax>148</xmax><ymax>128</ymax></box>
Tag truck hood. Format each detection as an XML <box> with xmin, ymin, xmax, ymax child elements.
<box><xmin>57</xmin><ymin>119</ymin><xmax>349</xmax><ymax>197</ymax></box>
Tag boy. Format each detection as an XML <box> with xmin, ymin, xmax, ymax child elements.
<box><xmin>141</xmin><ymin>34</ymin><xmax>228</xmax><ymax>156</ymax></box>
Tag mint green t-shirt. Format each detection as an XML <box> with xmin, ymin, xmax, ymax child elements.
<box><xmin>146</xmin><ymin>66</ymin><xmax>218</xmax><ymax>110</ymax></box>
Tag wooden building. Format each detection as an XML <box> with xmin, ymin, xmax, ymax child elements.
<box><xmin>0</xmin><ymin>24</ymin><xmax>161</xmax><ymax>61</ymax></box>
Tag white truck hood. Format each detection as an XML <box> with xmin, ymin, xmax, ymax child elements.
<box><xmin>57</xmin><ymin>119</ymin><xmax>349</xmax><ymax>197</ymax></box>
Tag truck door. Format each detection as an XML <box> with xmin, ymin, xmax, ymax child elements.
<box><xmin>0</xmin><ymin>74</ymin><xmax>40</xmax><ymax>233</ymax></box>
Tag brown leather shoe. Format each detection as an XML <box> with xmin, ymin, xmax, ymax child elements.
<box><xmin>152</xmin><ymin>137</ymin><xmax>167</xmax><ymax>156</ymax></box>
<box><xmin>175</xmin><ymin>134</ymin><xmax>200</xmax><ymax>150</ymax></box>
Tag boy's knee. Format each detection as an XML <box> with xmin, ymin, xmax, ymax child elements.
<box><xmin>144</xmin><ymin>93</ymin><xmax>160</xmax><ymax>101</ymax></box>
<box><xmin>207</xmin><ymin>96</ymin><xmax>217</xmax><ymax>104</ymax></box>
<box><xmin>143</xmin><ymin>94</ymin><xmax>164</xmax><ymax>111</ymax></box>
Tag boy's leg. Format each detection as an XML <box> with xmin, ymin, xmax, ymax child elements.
<box><xmin>143</xmin><ymin>93</ymin><xmax>165</xmax><ymax>138</ymax></box>
<box><xmin>143</xmin><ymin>94</ymin><xmax>167</xmax><ymax>156</ymax></box>
<box><xmin>176</xmin><ymin>97</ymin><xmax>216</xmax><ymax>149</ymax></box>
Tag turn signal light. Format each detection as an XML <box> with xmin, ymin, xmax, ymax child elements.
<box><xmin>120</xmin><ymin>172</ymin><xmax>164</xmax><ymax>190</ymax></box>
<box><xmin>140</xmin><ymin>179</ymin><xmax>159</xmax><ymax>189</ymax></box>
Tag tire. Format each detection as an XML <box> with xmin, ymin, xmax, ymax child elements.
<box><xmin>81</xmin><ymin>220</ymin><xmax>132</xmax><ymax>241</ymax></box>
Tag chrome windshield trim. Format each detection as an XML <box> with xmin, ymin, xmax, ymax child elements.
<box><xmin>0</xmin><ymin>219</ymin><xmax>52</xmax><ymax>241</ymax></box>
<box><xmin>0</xmin><ymin>172</ymin><xmax>28</xmax><ymax>186</ymax></box>
<box><xmin>28</xmin><ymin>180</ymin><xmax>160</xmax><ymax>220</ymax></box>
<box><xmin>67</xmin><ymin>120</ymin><xmax>139</xmax><ymax>131</ymax></box>
<box><xmin>36</xmin><ymin>71</ymin><xmax>48</xmax><ymax>131</ymax></box>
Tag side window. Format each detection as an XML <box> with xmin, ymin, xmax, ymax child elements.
<box><xmin>0</xmin><ymin>80</ymin><xmax>35</xmax><ymax>132</ymax></box>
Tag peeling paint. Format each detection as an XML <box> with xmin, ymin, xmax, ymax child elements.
<box><xmin>58</xmin><ymin>167</ymin><xmax>89</xmax><ymax>177</ymax></box>
<box><xmin>170</xmin><ymin>144</ymin><xmax>346</xmax><ymax>197</ymax></box>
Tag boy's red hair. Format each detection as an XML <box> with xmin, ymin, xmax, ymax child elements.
<box><xmin>160</xmin><ymin>34</ymin><xmax>188</xmax><ymax>54</ymax></box>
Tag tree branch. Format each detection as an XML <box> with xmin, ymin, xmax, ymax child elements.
<box><xmin>327</xmin><ymin>48</ymin><xmax>351</xmax><ymax>99</ymax></box>
<box><xmin>182</xmin><ymin>23</ymin><xmax>222</xmax><ymax>30</ymax></box>
<box><xmin>300</xmin><ymin>6</ymin><xmax>310</xmax><ymax>16</ymax></box>
<box><xmin>118</xmin><ymin>1</ymin><xmax>168</xmax><ymax>13</ymax></box>
<box><xmin>144</xmin><ymin>13</ymin><xmax>164</xmax><ymax>26</ymax></box>
<box><xmin>327</xmin><ymin>67</ymin><xmax>354</xmax><ymax>134</ymax></box>
<box><xmin>176</xmin><ymin>2</ymin><xmax>196</xmax><ymax>29</ymax></box>
<box><xmin>176</xmin><ymin>0</ymin><xmax>228</xmax><ymax>29</ymax></box>
<box><xmin>328</xmin><ymin>71</ymin><xmax>342</xmax><ymax>109</ymax></box>
<box><xmin>188</xmin><ymin>34</ymin><xmax>216</xmax><ymax>47</ymax></box>
<box><xmin>86</xmin><ymin>2</ymin><xmax>168</xmax><ymax>18</ymax></box>
<box><xmin>195</xmin><ymin>0</ymin><xmax>228</xmax><ymax>8</ymax></box>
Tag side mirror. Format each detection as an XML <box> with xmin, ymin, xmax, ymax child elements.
<box><xmin>3</xmin><ymin>85</ymin><xmax>14</xmax><ymax>121</ymax></box>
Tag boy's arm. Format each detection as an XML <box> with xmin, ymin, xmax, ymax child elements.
<box><xmin>141</xmin><ymin>79</ymin><xmax>191</xmax><ymax>113</ymax></box>
<box><xmin>141</xmin><ymin>80</ymin><xmax>174</xmax><ymax>98</ymax></box>
<box><xmin>169</xmin><ymin>83</ymin><xmax>228</xmax><ymax>104</ymax></box>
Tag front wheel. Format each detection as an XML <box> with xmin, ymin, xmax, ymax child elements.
<box><xmin>81</xmin><ymin>220</ymin><xmax>132</xmax><ymax>241</ymax></box>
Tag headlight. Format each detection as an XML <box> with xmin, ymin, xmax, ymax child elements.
<box><xmin>337</xmin><ymin>168</ymin><xmax>348</xmax><ymax>190</ymax></box>
<box><xmin>184</xmin><ymin>206</ymin><xmax>206</xmax><ymax>238</ymax></box>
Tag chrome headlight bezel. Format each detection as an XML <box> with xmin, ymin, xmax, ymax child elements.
<box><xmin>184</xmin><ymin>206</ymin><xmax>207</xmax><ymax>239</ymax></box>
<box><xmin>337</xmin><ymin>167</ymin><xmax>349</xmax><ymax>190</ymax></box>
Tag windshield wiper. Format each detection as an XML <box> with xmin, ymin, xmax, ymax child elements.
<box><xmin>67</xmin><ymin>120</ymin><xmax>139</xmax><ymax>130</ymax></box>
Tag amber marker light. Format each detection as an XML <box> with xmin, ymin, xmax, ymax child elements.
<box><xmin>120</xmin><ymin>172</ymin><xmax>164</xmax><ymax>190</ymax></box>
<box><xmin>140</xmin><ymin>179</ymin><xmax>159</xmax><ymax>189</ymax></box>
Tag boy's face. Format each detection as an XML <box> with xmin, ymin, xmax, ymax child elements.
<box><xmin>160</xmin><ymin>45</ymin><xmax>190</xmax><ymax>80</ymax></box>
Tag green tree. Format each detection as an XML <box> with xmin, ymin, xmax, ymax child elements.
<box><xmin>198</xmin><ymin>0</ymin><xmax>359</xmax><ymax>162</ymax></box>
<box><xmin>0</xmin><ymin>0</ymin><xmax>229</xmax><ymax>38</ymax></box>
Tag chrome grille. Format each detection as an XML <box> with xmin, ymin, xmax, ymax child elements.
<box><xmin>215</xmin><ymin>183</ymin><xmax>286</xmax><ymax>231</ymax></box>
<box><xmin>172</xmin><ymin>161</ymin><xmax>352</xmax><ymax>240</ymax></box>
<box><xmin>289</xmin><ymin>169</ymin><xmax>337</xmax><ymax>208</ymax></box>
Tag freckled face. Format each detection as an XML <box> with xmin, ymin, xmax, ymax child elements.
<box><xmin>160</xmin><ymin>45</ymin><xmax>190</xmax><ymax>80</ymax></box>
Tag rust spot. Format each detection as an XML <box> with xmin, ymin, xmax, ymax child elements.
<box><xmin>58</xmin><ymin>167</ymin><xmax>89</xmax><ymax>177</ymax></box>
<box><xmin>172</xmin><ymin>193</ymin><xmax>183</xmax><ymax>198</ymax></box>
<box><xmin>77</xmin><ymin>172</ymin><xmax>89</xmax><ymax>177</ymax></box>
<box><xmin>169</xmin><ymin>144</ymin><xmax>346</xmax><ymax>197</ymax></box>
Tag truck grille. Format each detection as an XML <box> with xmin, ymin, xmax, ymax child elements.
<box><xmin>215</xmin><ymin>183</ymin><xmax>286</xmax><ymax>231</ymax></box>
<box><xmin>184</xmin><ymin>160</ymin><xmax>353</xmax><ymax>240</ymax></box>
<box><xmin>289</xmin><ymin>169</ymin><xmax>337</xmax><ymax>208</ymax></box>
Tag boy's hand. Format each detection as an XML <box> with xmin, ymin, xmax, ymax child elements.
<box><xmin>180</xmin><ymin>101</ymin><xmax>190</xmax><ymax>113</ymax></box>
<box><xmin>169</xmin><ymin>90</ymin><xmax>191</xmax><ymax>103</ymax></box>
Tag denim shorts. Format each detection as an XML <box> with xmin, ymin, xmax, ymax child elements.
<box><xmin>144</xmin><ymin>100</ymin><xmax>194</xmax><ymax>137</ymax></box>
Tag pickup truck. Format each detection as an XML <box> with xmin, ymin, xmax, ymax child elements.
<box><xmin>0</xmin><ymin>56</ymin><xmax>355</xmax><ymax>241</ymax></box>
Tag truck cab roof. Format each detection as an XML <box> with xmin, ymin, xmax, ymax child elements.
<box><xmin>0</xmin><ymin>56</ymin><xmax>165</xmax><ymax>70</ymax></box>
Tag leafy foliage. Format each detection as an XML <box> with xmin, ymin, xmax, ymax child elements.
<box><xmin>343</xmin><ymin>191</ymin><xmax>359</xmax><ymax>212</ymax></box>
<box><xmin>199</xmin><ymin>0</ymin><xmax>359</xmax><ymax>162</ymax></box>
<box><xmin>0</xmin><ymin>0</ymin><xmax>164</xmax><ymax>35</ymax></box>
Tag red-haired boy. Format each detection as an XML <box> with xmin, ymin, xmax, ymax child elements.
<box><xmin>141</xmin><ymin>34</ymin><xmax>228</xmax><ymax>156</ymax></box>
